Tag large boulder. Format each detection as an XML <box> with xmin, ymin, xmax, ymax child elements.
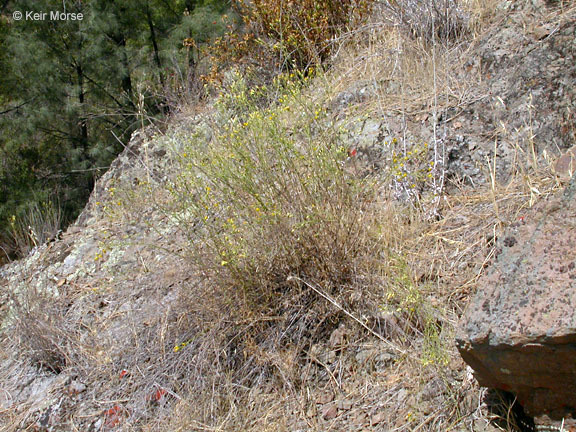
<box><xmin>456</xmin><ymin>178</ymin><xmax>576</xmax><ymax>421</ymax></box>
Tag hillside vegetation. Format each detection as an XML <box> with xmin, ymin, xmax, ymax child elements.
<box><xmin>1</xmin><ymin>0</ymin><xmax>575</xmax><ymax>431</ymax></box>
<box><xmin>0</xmin><ymin>0</ymin><xmax>233</xmax><ymax>260</ymax></box>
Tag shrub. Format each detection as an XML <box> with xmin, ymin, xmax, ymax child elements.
<box><xmin>171</xmin><ymin>72</ymin><xmax>385</xmax><ymax>311</ymax></box>
<box><xmin>206</xmin><ymin>0</ymin><xmax>374</xmax><ymax>78</ymax></box>
<box><xmin>164</xmin><ymin>72</ymin><xmax>400</xmax><ymax>395</ymax></box>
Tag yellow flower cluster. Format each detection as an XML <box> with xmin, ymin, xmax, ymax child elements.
<box><xmin>94</xmin><ymin>247</ymin><xmax>107</xmax><ymax>261</ymax></box>
<box><xmin>173</xmin><ymin>339</ymin><xmax>192</xmax><ymax>353</ymax></box>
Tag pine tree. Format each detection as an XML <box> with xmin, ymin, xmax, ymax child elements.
<box><xmin>0</xmin><ymin>0</ymin><xmax>232</xmax><ymax>256</ymax></box>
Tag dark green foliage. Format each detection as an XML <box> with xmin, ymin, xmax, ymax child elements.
<box><xmin>0</xmin><ymin>0</ymin><xmax>230</xmax><ymax>258</ymax></box>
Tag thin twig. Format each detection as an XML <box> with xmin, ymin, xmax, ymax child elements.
<box><xmin>287</xmin><ymin>275</ymin><xmax>407</xmax><ymax>356</ymax></box>
<box><xmin>0</xmin><ymin>246</ymin><xmax>11</xmax><ymax>263</ymax></box>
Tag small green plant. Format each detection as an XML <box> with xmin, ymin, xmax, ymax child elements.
<box><xmin>420</xmin><ymin>320</ymin><xmax>449</xmax><ymax>367</ymax></box>
<box><xmin>383</xmin><ymin>257</ymin><xmax>426</xmax><ymax>326</ymax></box>
<box><xmin>382</xmin><ymin>256</ymin><xmax>448</xmax><ymax>365</ymax></box>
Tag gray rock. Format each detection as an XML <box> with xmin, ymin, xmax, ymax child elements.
<box><xmin>68</xmin><ymin>380</ymin><xmax>86</xmax><ymax>395</ymax></box>
<box><xmin>444</xmin><ymin>11</ymin><xmax>576</xmax><ymax>186</ymax></box>
<box><xmin>336</xmin><ymin>399</ymin><xmax>353</xmax><ymax>410</ymax></box>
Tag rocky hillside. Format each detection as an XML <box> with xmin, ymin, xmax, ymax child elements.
<box><xmin>0</xmin><ymin>1</ymin><xmax>574</xmax><ymax>431</ymax></box>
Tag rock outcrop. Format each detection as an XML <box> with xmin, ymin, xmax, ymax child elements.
<box><xmin>444</xmin><ymin>2</ymin><xmax>576</xmax><ymax>185</ymax></box>
<box><xmin>457</xmin><ymin>177</ymin><xmax>576</xmax><ymax>422</ymax></box>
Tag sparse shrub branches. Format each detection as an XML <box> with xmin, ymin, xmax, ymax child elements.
<box><xmin>384</xmin><ymin>138</ymin><xmax>444</xmax><ymax>213</ymax></box>
<box><xmin>170</xmin><ymin>71</ymin><xmax>385</xmax><ymax>316</ymax></box>
<box><xmin>380</xmin><ymin>0</ymin><xmax>470</xmax><ymax>44</ymax></box>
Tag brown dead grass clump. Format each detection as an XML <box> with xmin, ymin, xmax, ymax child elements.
<box><xmin>9</xmin><ymin>285</ymin><xmax>88</xmax><ymax>374</ymax></box>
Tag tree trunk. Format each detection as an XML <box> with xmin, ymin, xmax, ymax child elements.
<box><xmin>185</xmin><ymin>0</ymin><xmax>196</xmax><ymax>13</ymax></box>
<box><xmin>118</xmin><ymin>35</ymin><xmax>135</xmax><ymax>108</ymax></box>
<box><xmin>146</xmin><ymin>2</ymin><xmax>164</xmax><ymax>87</ymax></box>
<box><xmin>76</xmin><ymin>63</ymin><xmax>89</xmax><ymax>153</ymax></box>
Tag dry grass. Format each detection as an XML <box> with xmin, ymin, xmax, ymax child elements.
<box><xmin>8</xmin><ymin>198</ymin><xmax>62</xmax><ymax>258</ymax></box>
<box><xmin>462</xmin><ymin>0</ymin><xmax>502</xmax><ymax>35</ymax></box>
<box><xmin>1</xmin><ymin>1</ymin><xmax>572</xmax><ymax>431</ymax></box>
<box><xmin>326</xmin><ymin>0</ymin><xmax>496</xmax><ymax>111</ymax></box>
<box><xmin>8</xmin><ymin>284</ymin><xmax>92</xmax><ymax>374</ymax></box>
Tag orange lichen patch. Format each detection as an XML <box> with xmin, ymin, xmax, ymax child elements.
<box><xmin>103</xmin><ymin>405</ymin><xmax>124</xmax><ymax>429</ymax></box>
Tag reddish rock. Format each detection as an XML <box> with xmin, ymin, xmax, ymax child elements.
<box><xmin>370</xmin><ymin>412</ymin><xmax>386</xmax><ymax>426</ymax></box>
<box><xmin>553</xmin><ymin>146</ymin><xmax>576</xmax><ymax>182</ymax></box>
<box><xmin>456</xmin><ymin>180</ymin><xmax>576</xmax><ymax>419</ymax></box>
<box><xmin>321</xmin><ymin>404</ymin><xmax>338</xmax><ymax>420</ymax></box>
